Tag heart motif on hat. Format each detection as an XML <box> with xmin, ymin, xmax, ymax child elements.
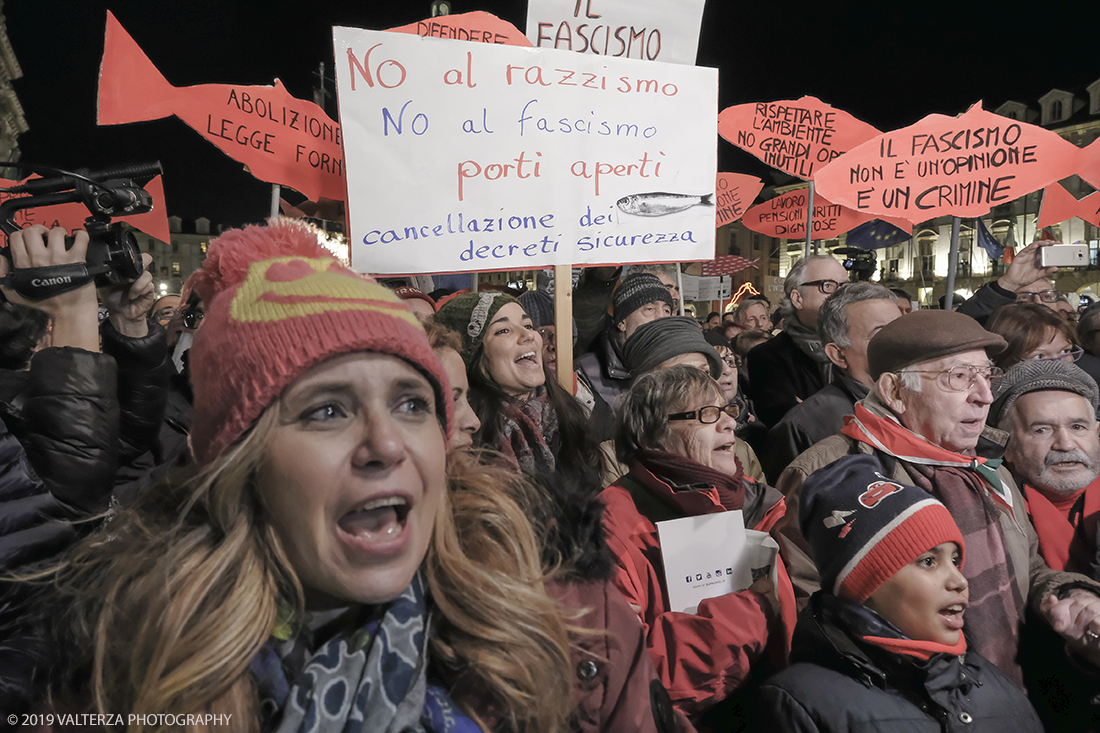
<box><xmin>229</xmin><ymin>256</ymin><xmax>420</xmax><ymax>327</ymax></box>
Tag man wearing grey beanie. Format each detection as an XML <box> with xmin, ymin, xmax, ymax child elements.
<box><xmin>988</xmin><ymin>359</ymin><xmax>1100</xmax><ymax>575</ymax></box>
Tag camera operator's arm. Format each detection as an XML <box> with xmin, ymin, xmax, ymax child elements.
<box><xmin>0</xmin><ymin>225</ymin><xmax>118</xmax><ymax>513</ymax></box>
<box><xmin>99</xmin><ymin>254</ymin><xmax>171</xmax><ymax>481</ymax></box>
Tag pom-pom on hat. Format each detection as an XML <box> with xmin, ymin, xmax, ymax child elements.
<box><xmin>800</xmin><ymin>454</ymin><xmax>965</xmax><ymax>603</ymax></box>
<box><xmin>433</xmin><ymin>291</ymin><xmax>521</xmax><ymax>367</ymax></box>
<box><xmin>613</xmin><ymin>273</ymin><xmax>674</xmax><ymax>325</ymax></box>
<box><xmin>187</xmin><ymin>218</ymin><xmax>452</xmax><ymax>466</ymax></box>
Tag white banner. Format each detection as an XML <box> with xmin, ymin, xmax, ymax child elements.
<box><xmin>679</xmin><ymin>274</ymin><xmax>731</xmax><ymax>301</ymax></box>
<box><xmin>334</xmin><ymin>27</ymin><xmax>717</xmax><ymax>274</ymax></box>
<box><xmin>526</xmin><ymin>0</ymin><xmax>707</xmax><ymax>66</ymax></box>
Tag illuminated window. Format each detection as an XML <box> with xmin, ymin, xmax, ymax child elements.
<box><xmin>171</xmin><ymin>261</ymin><xmax>181</xmax><ymax>276</ymax></box>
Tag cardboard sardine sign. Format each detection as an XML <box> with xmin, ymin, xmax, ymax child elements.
<box><xmin>1082</xmin><ymin>138</ymin><xmax>1100</xmax><ymax>191</ymax></box>
<box><xmin>742</xmin><ymin>188</ymin><xmax>912</xmax><ymax>241</ymax></box>
<box><xmin>0</xmin><ymin>174</ymin><xmax>170</xmax><ymax>245</ymax></box>
<box><xmin>718</xmin><ymin>96</ymin><xmax>881</xmax><ymax>181</ymax></box>
<box><xmin>97</xmin><ymin>11</ymin><xmax>346</xmax><ymax>204</ymax></box>
<box><xmin>815</xmin><ymin>102</ymin><xmax>1084</xmax><ymax>224</ymax></box>
<box><xmin>715</xmin><ymin>172</ymin><xmax>764</xmax><ymax>228</ymax></box>
<box><xmin>334</xmin><ymin>26</ymin><xmax>717</xmax><ymax>275</ymax></box>
<box><xmin>1038</xmin><ymin>183</ymin><xmax>1100</xmax><ymax>229</ymax></box>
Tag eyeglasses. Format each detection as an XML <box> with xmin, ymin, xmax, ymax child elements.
<box><xmin>902</xmin><ymin>364</ymin><xmax>1004</xmax><ymax>392</ymax></box>
<box><xmin>152</xmin><ymin>307</ymin><xmax>178</xmax><ymax>322</ymax></box>
<box><xmin>720</xmin><ymin>354</ymin><xmax>742</xmax><ymax>369</ymax></box>
<box><xmin>536</xmin><ymin>327</ymin><xmax>555</xmax><ymax>345</ymax></box>
<box><xmin>1015</xmin><ymin>289</ymin><xmax>1060</xmax><ymax>304</ymax></box>
<box><xmin>182</xmin><ymin>307</ymin><xmax>204</xmax><ymax>329</ymax></box>
<box><xmin>668</xmin><ymin>403</ymin><xmax>740</xmax><ymax>424</ymax></box>
<box><xmin>1029</xmin><ymin>348</ymin><xmax>1084</xmax><ymax>363</ymax></box>
<box><xmin>800</xmin><ymin>279</ymin><xmax>844</xmax><ymax>295</ymax></box>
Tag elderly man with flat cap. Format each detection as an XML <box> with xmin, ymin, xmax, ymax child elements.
<box><xmin>774</xmin><ymin>309</ymin><xmax>1100</xmax><ymax>691</ymax></box>
<box><xmin>987</xmin><ymin>360</ymin><xmax>1100</xmax><ymax>575</ymax></box>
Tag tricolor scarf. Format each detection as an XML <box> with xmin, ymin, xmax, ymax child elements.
<box><xmin>249</xmin><ymin>574</ymin><xmax>480</xmax><ymax>733</ymax></box>
<box><xmin>841</xmin><ymin>404</ymin><xmax>1026</xmax><ymax>689</ymax></box>
<box><xmin>498</xmin><ymin>386</ymin><xmax>558</xmax><ymax>475</ymax></box>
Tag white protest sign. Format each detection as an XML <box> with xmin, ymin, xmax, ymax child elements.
<box><xmin>658</xmin><ymin>510</ymin><xmax>771</xmax><ymax>615</ymax></box>
<box><xmin>696</xmin><ymin>275</ymin><xmax>731</xmax><ymax>301</ymax></box>
<box><xmin>526</xmin><ymin>0</ymin><xmax>707</xmax><ymax>66</ymax></box>
<box><xmin>334</xmin><ymin>27</ymin><xmax>717</xmax><ymax>274</ymax></box>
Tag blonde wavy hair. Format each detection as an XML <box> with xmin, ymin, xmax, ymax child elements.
<box><xmin>39</xmin><ymin>400</ymin><xmax>575</xmax><ymax>733</ymax></box>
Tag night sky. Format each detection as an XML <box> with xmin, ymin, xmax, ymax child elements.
<box><xmin>8</xmin><ymin>0</ymin><xmax>1099</xmax><ymax>228</ymax></box>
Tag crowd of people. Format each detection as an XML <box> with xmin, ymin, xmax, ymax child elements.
<box><xmin>2</xmin><ymin>219</ymin><xmax>1100</xmax><ymax>732</ymax></box>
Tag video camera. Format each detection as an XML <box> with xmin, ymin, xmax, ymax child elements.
<box><xmin>0</xmin><ymin>162</ymin><xmax>162</xmax><ymax>300</ymax></box>
<box><xmin>834</xmin><ymin>246</ymin><xmax>878</xmax><ymax>282</ymax></box>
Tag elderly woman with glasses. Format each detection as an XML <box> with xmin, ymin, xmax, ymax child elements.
<box><xmin>600</xmin><ymin>364</ymin><xmax>796</xmax><ymax>729</ymax></box>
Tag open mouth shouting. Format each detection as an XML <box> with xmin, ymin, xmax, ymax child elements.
<box><xmin>338</xmin><ymin>494</ymin><xmax>413</xmax><ymax>552</ymax></box>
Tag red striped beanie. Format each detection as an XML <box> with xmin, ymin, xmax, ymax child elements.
<box><xmin>800</xmin><ymin>454</ymin><xmax>965</xmax><ymax>602</ymax></box>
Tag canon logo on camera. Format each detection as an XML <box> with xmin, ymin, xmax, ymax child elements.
<box><xmin>30</xmin><ymin>276</ymin><xmax>73</xmax><ymax>287</ymax></box>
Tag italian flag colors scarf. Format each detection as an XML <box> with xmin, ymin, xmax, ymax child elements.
<box><xmin>840</xmin><ymin>404</ymin><xmax>1013</xmax><ymax>513</ymax></box>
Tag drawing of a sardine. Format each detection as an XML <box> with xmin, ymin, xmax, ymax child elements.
<box><xmin>616</xmin><ymin>192</ymin><xmax>714</xmax><ymax>217</ymax></box>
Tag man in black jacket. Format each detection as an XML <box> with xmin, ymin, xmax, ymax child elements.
<box><xmin>746</xmin><ymin>254</ymin><xmax>848</xmax><ymax>428</ymax></box>
<box><xmin>763</xmin><ymin>282</ymin><xmax>901</xmax><ymax>481</ymax></box>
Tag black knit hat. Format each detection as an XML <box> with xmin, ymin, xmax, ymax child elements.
<box><xmin>800</xmin><ymin>455</ymin><xmax>965</xmax><ymax>602</ymax></box>
<box><xmin>622</xmin><ymin>316</ymin><xmax>723</xmax><ymax>379</ymax></box>
<box><xmin>613</xmin><ymin>273</ymin><xmax>674</xmax><ymax>325</ymax></box>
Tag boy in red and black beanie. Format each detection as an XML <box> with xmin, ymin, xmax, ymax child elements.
<box><xmin>758</xmin><ymin>454</ymin><xmax>1041</xmax><ymax>731</ymax></box>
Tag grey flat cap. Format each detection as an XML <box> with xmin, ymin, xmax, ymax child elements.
<box><xmin>988</xmin><ymin>359</ymin><xmax>1100</xmax><ymax>427</ymax></box>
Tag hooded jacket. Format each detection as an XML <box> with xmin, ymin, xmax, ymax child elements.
<box><xmin>758</xmin><ymin>592</ymin><xmax>1043</xmax><ymax>732</ymax></box>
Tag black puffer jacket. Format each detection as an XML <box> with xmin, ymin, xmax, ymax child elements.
<box><xmin>758</xmin><ymin>592</ymin><xmax>1042</xmax><ymax>733</ymax></box>
<box><xmin>0</xmin><ymin>346</ymin><xmax>119</xmax><ymax>513</ymax></box>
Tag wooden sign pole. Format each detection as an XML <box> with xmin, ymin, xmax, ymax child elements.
<box><xmin>554</xmin><ymin>264</ymin><xmax>573</xmax><ymax>390</ymax></box>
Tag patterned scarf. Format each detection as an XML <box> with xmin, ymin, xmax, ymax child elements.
<box><xmin>841</xmin><ymin>404</ymin><xmax>1026</xmax><ymax>688</ymax></box>
<box><xmin>785</xmin><ymin>314</ymin><xmax>832</xmax><ymax>381</ymax></box>
<box><xmin>249</xmin><ymin>574</ymin><xmax>480</xmax><ymax>733</ymax></box>
<box><xmin>498</xmin><ymin>386</ymin><xmax>558</xmax><ymax>475</ymax></box>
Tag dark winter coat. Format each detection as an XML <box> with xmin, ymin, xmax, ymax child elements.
<box><xmin>0</xmin><ymin>322</ymin><xmax>170</xmax><ymax>720</ymax></box>
<box><xmin>575</xmin><ymin>326</ymin><xmax>630</xmax><ymax>409</ymax></box>
<box><xmin>758</xmin><ymin>592</ymin><xmax>1043</xmax><ymax>733</ymax></box>
<box><xmin>746</xmin><ymin>330</ymin><xmax>826</xmax><ymax>429</ymax></box>
<box><xmin>956</xmin><ymin>280</ymin><xmax>1014</xmax><ymax>326</ymax></box>
<box><xmin>763</xmin><ymin>374</ymin><xmax>868</xmax><ymax>483</ymax></box>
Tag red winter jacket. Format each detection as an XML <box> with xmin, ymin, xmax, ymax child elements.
<box><xmin>600</xmin><ymin>462</ymin><xmax>796</xmax><ymax>719</ymax></box>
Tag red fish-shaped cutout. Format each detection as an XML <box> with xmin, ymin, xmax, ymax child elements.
<box><xmin>741</xmin><ymin>188</ymin><xmax>911</xmax><ymax>241</ymax></box>
<box><xmin>718</xmin><ymin>96</ymin><xmax>880</xmax><ymax>180</ymax></box>
<box><xmin>1038</xmin><ymin>182</ymin><xmax>1100</xmax><ymax>229</ymax></box>
<box><xmin>715</xmin><ymin>172</ymin><xmax>764</xmax><ymax>228</ymax></box>
<box><xmin>1082</xmin><ymin>138</ymin><xmax>1100</xmax><ymax>191</ymax></box>
<box><xmin>0</xmin><ymin>173</ymin><xmax>170</xmax><ymax>244</ymax></box>
<box><xmin>98</xmin><ymin>11</ymin><xmax>346</xmax><ymax>204</ymax></box>
<box><xmin>815</xmin><ymin>102</ymin><xmax>1083</xmax><ymax>225</ymax></box>
<box><xmin>386</xmin><ymin>11</ymin><xmax>532</xmax><ymax>46</ymax></box>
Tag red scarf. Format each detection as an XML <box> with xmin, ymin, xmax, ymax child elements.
<box><xmin>1024</xmin><ymin>475</ymin><xmax>1100</xmax><ymax>573</ymax></box>
<box><xmin>862</xmin><ymin>633</ymin><xmax>967</xmax><ymax>661</ymax></box>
